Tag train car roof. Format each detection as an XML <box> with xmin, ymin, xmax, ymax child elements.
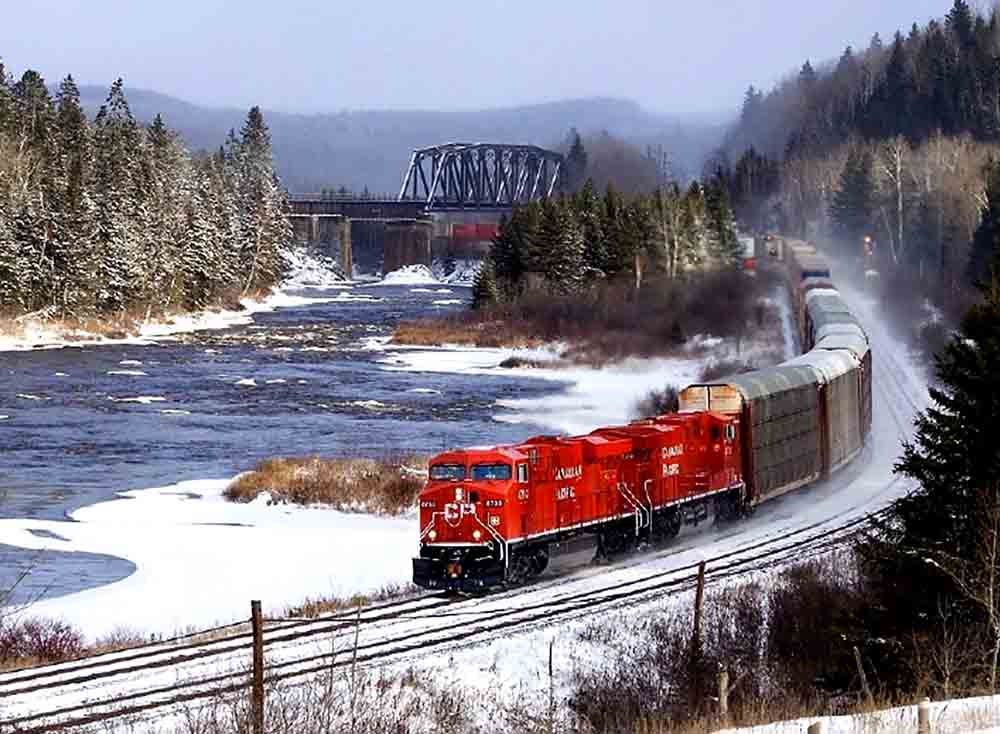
<box><xmin>815</xmin><ymin>322</ymin><xmax>867</xmax><ymax>343</ymax></box>
<box><xmin>704</xmin><ymin>364</ymin><xmax>821</xmax><ymax>401</ymax></box>
<box><xmin>814</xmin><ymin>330</ymin><xmax>870</xmax><ymax>359</ymax></box>
<box><xmin>809</xmin><ymin>308</ymin><xmax>860</xmax><ymax>331</ymax></box>
<box><xmin>805</xmin><ymin>289</ymin><xmax>847</xmax><ymax>308</ymax></box>
<box><xmin>784</xmin><ymin>349</ymin><xmax>859</xmax><ymax>382</ymax></box>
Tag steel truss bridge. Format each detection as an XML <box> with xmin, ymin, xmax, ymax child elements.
<box><xmin>398</xmin><ymin>143</ymin><xmax>563</xmax><ymax>210</ymax></box>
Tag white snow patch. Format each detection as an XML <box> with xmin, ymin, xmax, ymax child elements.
<box><xmin>54</xmin><ymin>372</ymin><xmax>68</xmax><ymax>377</ymax></box>
<box><xmin>719</xmin><ymin>694</ymin><xmax>1000</xmax><ymax>734</ymax></box>
<box><xmin>107</xmin><ymin>370</ymin><xmax>147</xmax><ymax>377</ymax></box>
<box><xmin>0</xmin><ymin>478</ymin><xmax>414</xmax><ymax>638</ymax></box>
<box><xmin>280</xmin><ymin>246</ymin><xmax>350</xmax><ymax>289</ymax></box>
<box><xmin>235</xmin><ymin>378</ymin><xmax>257</xmax><ymax>388</ymax></box>
<box><xmin>374</xmin><ymin>265</ymin><xmax>440</xmax><ymax>286</ymax></box>
<box><xmin>110</xmin><ymin>396</ymin><xmax>166</xmax><ymax>405</ymax></box>
<box><xmin>16</xmin><ymin>394</ymin><xmax>46</xmax><ymax>401</ymax></box>
<box><xmin>265</xmin><ymin>379</ymin><xmax>287</xmax><ymax>384</ymax></box>
<box><xmin>119</xmin><ymin>360</ymin><xmax>143</xmax><ymax>366</ymax></box>
<box><xmin>351</xmin><ymin>400</ymin><xmax>389</xmax><ymax>410</ymax></box>
<box><xmin>160</xmin><ymin>410</ymin><xmax>191</xmax><ymax>416</ymax></box>
<box><xmin>0</xmin><ymin>415</ymin><xmax>8</xmax><ymax>420</ymax></box>
<box><xmin>432</xmin><ymin>299</ymin><xmax>464</xmax><ymax>306</ymax></box>
<box><xmin>407</xmin><ymin>388</ymin><xmax>441</xmax><ymax>395</ymax></box>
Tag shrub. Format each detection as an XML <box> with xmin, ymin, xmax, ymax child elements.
<box><xmin>225</xmin><ymin>456</ymin><xmax>426</xmax><ymax>515</ymax></box>
<box><xmin>631</xmin><ymin>384</ymin><xmax>680</xmax><ymax>419</ymax></box>
<box><xmin>0</xmin><ymin>617</ymin><xmax>86</xmax><ymax>665</ymax></box>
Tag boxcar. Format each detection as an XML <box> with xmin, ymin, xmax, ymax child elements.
<box><xmin>679</xmin><ymin>365</ymin><xmax>823</xmax><ymax>505</ymax></box>
<box><xmin>785</xmin><ymin>350</ymin><xmax>863</xmax><ymax>475</ymax></box>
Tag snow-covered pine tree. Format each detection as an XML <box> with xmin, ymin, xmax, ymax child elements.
<box><xmin>52</xmin><ymin>75</ymin><xmax>95</xmax><ymax>313</ymax></box>
<box><xmin>234</xmin><ymin>107</ymin><xmax>290</xmax><ymax>295</ymax></box>
<box><xmin>91</xmin><ymin>79</ymin><xmax>143</xmax><ymax>313</ymax></box>
<box><xmin>573</xmin><ymin>179</ymin><xmax>607</xmax><ymax>279</ymax></box>
<box><xmin>705</xmin><ymin>180</ymin><xmax>742</xmax><ymax>268</ymax></box>
<box><xmin>538</xmin><ymin>198</ymin><xmax>585</xmax><ymax>294</ymax></box>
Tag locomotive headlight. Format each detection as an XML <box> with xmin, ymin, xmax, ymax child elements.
<box><xmin>428</xmin><ymin>530</ymin><xmax>438</xmax><ymax>541</ymax></box>
<box><xmin>472</xmin><ymin>529</ymin><xmax>483</xmax><ymax>541</ymax></box>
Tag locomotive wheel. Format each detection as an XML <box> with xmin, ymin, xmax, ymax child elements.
<box><xmin>507</xmin><ymin>555</ymin><xmax>533</xmax><ymax>586</ymax></box>
<box><xmin>660</xmin><ymin>509</ymin><xmax>681</xmax><ymax>540</ymax></box>
<box><xmin>531</xmin><ymin>548</ymin><xmax>550</xmax><ymax>575</ymax></box>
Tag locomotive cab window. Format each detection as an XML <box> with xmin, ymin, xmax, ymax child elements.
<box><xmin>471</xmin><ymin>463</ymin><xmax>512</xmax><ymax>481</ymax></box>
<box><xmin>516</xmin><ymin>463</ymin><xmax>529</xmax><ymax>483</ymax></box>
<box><xmin>429</xmin><ymin>464</ymin><xmax>465</xmax><ymax>481</ymax></box>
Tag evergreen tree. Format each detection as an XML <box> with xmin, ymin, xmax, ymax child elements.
<box><xmin>471</xmin><ymin>258</ymin><xmax>500</xmax><ymax>309</ymax></box>
<box><xmin>573</xmin><ymin>179</ymin><xmax>607</xmax><ymax>277</ymax></box>
<box><xmin>861</xmin><ymin>271</ymin><xmax>1000</xmax><ymax>689</ymax></box>
<box><xmin>830</xmin><ymin>148</ymin><xmax>875</xmax><ymax>251</ymax></box>
<box><xmin>564</xmin><ymin>129</ymin><xmax>588</xmax><ymax>194</ymax></box>
<box><xmin>705</xmin><ymin>181</ymin><xmax>742</xmax><ymax>268</ymax></box>
<box><xmin>537</xmin><ymin>199</ymin><xmax>585</xmax><ymax>293</ymax></box>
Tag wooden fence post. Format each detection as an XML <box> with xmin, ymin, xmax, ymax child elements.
<box><xmin>692</xmin><ymin>561</ymin><xmax>707</xmax><ymax>650</ymax></box>
<box><xmin>251</xmin><ymin>600</ymin><xmax>264</xmax><ymax>734</ymax></box>
<box><xmin>917</xmin><ymin>697</ymin><xmax>931</xmax><ymax>734</ymax></box>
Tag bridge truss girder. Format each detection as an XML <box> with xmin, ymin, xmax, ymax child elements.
<box><xmin>398</xmin><ymin>143</ymin><xmax>563</xmax><ymax>209</ymax></box>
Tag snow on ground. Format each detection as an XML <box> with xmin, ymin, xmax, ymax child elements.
<box><xmin>0</xmin><ymin>480</ymin><xmax>414</xmax><ymax>639</ymax></box>
<box><xmin>719</xmin><ymin>695</ymin><xmax>1000</xmax><ymax>734</ymax></box>
<box><xmin>372</xmin><ymin>264</ymin><xmax>442</xmax><ymax>286</ymax></box>
<box><xmin>373</xmin><ymin>260</ymin><xmax>483</xmax><ymax>287</ymax></box>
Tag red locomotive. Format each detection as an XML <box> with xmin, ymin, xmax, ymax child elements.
<box><xmin>412</xmin><ymin>412</ymin><xmax>745</xmax><ymax>591</ymax></box>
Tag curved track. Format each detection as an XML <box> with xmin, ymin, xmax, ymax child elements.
<box><xmin>0</xmin><ymin>286</ymin><xmax>927</xmax><ymax>733</ymax></box>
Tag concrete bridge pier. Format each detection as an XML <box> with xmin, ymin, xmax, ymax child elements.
<box><xmin>383</xmin><ymin>219</ymin><xmax>434</xmax><ymax>274</ymax></box>
<box><xmin>288</xmin><ymin>214</ymin><xmax>353</xmax><ymax>278</ymax></box>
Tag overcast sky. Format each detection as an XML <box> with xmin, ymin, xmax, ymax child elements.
<box><xmin>0</xmin><ymin>0</ymin><xmax>952</xmax><ymax>117</ymax></box>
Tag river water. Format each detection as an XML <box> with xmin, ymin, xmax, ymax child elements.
<box><xmin>0</xmin><ymin>282</ymin><xmax>559</xmax><ymax>604</ymax></box>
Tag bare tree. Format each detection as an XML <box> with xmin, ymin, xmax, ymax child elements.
<box><xmin>930</xmin><ymin>484</ymin><xmax>1000</xmax><ymax>692</ymax></box>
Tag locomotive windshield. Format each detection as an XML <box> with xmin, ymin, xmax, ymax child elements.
<box><xmin>429</xmin><ymin>464</ymin><xmax>465</xmax><ymax>481</ymax></box>
<box><xmin>471</xmin><ymin>463</ymin><xmax>512</xmax><ymax>480</ymax></box>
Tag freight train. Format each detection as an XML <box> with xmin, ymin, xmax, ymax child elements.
<box><xmin>412</xmin><ymin>238</ymin><xmax>872</xmax><ymax>592</ymax></box>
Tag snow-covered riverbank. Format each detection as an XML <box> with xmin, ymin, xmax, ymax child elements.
<box><xmin>0</xmin><ymin>248</ymin><xmax>351</xmax><ymax>353</ymax></box>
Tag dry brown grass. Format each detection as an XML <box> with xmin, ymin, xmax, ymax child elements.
<box><xmin>225</xmin><ymin>456</ymin><xmax>427</xmax><ymax>515</ymax></box>
<box><xmin>283</xmin><ymin>583</ymin><xmax>417</xmax><ymax>619</ymax></box>
<box><xmin>392</xmin><ymin>313</ymin><xmax>546</xmax><ymax>349</ymax></box>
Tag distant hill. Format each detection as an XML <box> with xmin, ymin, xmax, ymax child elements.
<box><xmin>77</xmin><ymin>86</ymin><xmax>723</xmax><ymax>193</ymax></box>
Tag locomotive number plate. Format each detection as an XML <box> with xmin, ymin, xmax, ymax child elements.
<box><xmin>484</xmin><ymin>499</ymin><xmax>504</xmax><ymax>508</ymax></box>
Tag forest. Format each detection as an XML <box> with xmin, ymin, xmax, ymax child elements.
<box><xmin>0</xmin><ymin>65</ymin><xmax>290</xmax><ymax>325</ymax></box>
<box><xmin>473</xmin><ymin>132</ymin><xmax>745</xmax><ymax>309</ymax></box>
<box><xmin>718</xmin><ymin>0</ymin><xmax>1000</xmax><ymax>318</ymax></box>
